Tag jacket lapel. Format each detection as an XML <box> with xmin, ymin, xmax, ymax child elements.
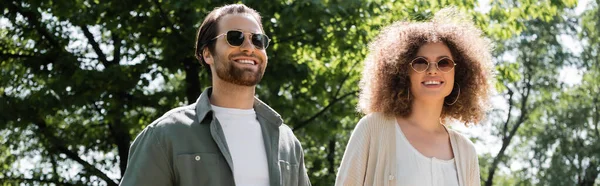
<box><xmin>448</xmin><ymin>130</ymin><xmax>466</xmax><ymax>186</ymax></box>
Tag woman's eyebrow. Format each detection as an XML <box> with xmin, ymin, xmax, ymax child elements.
<box><xmin>415</xmin><ymin>55</ymin><xmax>453</xmax><ymax>61</ymax></box>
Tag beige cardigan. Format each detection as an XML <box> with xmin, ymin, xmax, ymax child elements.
<box><xmin>335</xmin><ymin>113</ymin><xmax>480</xmax><ymax>186</ymax></box>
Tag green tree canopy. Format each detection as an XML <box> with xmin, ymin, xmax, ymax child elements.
<box><xmin>1</xmin><ymin>0</ymin><xmax>598</xmax><ymax>185</ymax></box>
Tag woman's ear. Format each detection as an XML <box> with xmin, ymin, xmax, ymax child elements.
<box><xmin>203</xmin><ymin>48</ymin><xmax>213</xmax><ymax>65</ymax></box>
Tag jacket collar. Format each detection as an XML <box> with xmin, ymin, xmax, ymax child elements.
<box><xmin>195</xmin><ymin>87</ymin><xmax>283</xmax><ymax>126</ymax></box>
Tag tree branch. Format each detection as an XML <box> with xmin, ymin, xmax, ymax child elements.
<box><xmin>278</xmin><ymin>33</ymin><xmax>309</xmax><ymax>44</ymax></box>
<box><xmin>0</xmin><ymin>53</ymin><xmax>36</xmax><ymax>59</ymax></box>
<box><xmin>593</xmin><ymin>96</ymin><xmax>599</xmax><ymax>138</ymax></box>
<box><xmin>34</xmin><ymin>118</ymin><xmax>118</xmax><ymax>186</ymax></box>
<box><xmin>152</xmin><ymin>0</ymin><xmax>201</xmax><ymax>103</ymax></box>
<box><xmin>80</xmin><ymin>25</ymin><xmax>110</xmax><ymax>66</ymax></box>
<box><xmin>7</xmin><ymin>2</ymin><xmax>61</xmax><ymax>49</ymax></box>
<box><xmin>92</xmin><ymin>102</ymin><xmax>105</xmax><ymax>116</ymax></box>
<box><xmin>152</xmin><ymin>0</ymin><xmax>186</xmax><ymax>40</ymax></box>
<box><xmin>502</xmin><ymin>88</ymin><xmax>514</xmax><ymax>141</ymax></box>
<box><xmin>93</xmin><ymin>97</ymin><xmax>131</xmax><ymax>176</ymax></box>
<box><xmin>292</xmin><ymin>90</ymin><xmax>358</xmax><ymax>131</ymax></box>
<box><xmin>276</xmin><ymin>13</ymin><xmax>346</xmax><ymax>44</ymax></box>
<box><xmin>333</xmin><ymin>59</ymin><xmax>361</xmax><ymax>99</ymax></box>
<box><xmin>74</xmin><ymin>55</ymin><xmax>100</xmax><ymax>61</ymax></box>
<box><xmin>183</xmin><ymin>57</ymin><xmax>201</xmax><ymax>103</ymax></box>
<box><xmin>578</xmin><ymin>154</ymin><xmax>584</xmax><ymax>184</ymax></box>
<box><xmin>327</xmin><ymin>138</ymin><xmax>336</xmax><ymax>175</ymax></box>
<box><xmin>106</xmin><ymin>98</ymin><xmax>132</xmax><ymax>176</ymax></box>
<box><xmin>565</xmin><ymin>153</ymin><xmax>577</xmax><ymax>170</ymax></box>
<box><xmin>0</xmin><ymin>177</ymin><xmax>74</xmax><ymax>186</ymax></box>
<box><xmin>507</xmin><ymin>82</ymin><xmax>531</xmax><ymax>142</ymax></box>
<box><xmin>579</xmin><ymin>161</ymin><xmax>599</xmax><ymax>186</ymax></box>
<box><xmin>486</xmin><ymin>71</ymin><xmax>533</xmax><ymax>186</ymax></box>
<box><xmin>49</xmin><ymin>149</ymin><xmax>60</xmax><ymax>182</ymax></box>
<box><xmin>112</xmin><ymin>33</ymin><xmax>122</xmax><ymax>64</ymax></box>
<box><xmin>292</xmin><ymin>56</ymin><xmax>361</xmax><ymax>131</ymax></box>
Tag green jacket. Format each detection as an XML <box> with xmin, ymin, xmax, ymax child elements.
<box><xmin>120</xmin><ymin>88</ymin><xmax>311</xmax><ymax>186</ymax></box>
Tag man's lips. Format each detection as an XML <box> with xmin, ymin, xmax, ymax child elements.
<box><xmin>234</xmin><ymin>59</ymin><xmax>256</xmax><ymax>65</ymax></box>
<box><xmin>231</xmin><ymin>56</ymin><xmax>260</xmax><ymax>65</ymax></box>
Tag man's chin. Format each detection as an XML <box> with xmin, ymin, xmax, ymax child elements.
<box><xmin>232</xmin><ymin>80</ymin><xmax>260</xmax><ymax>86</ymax></box>
<box><xmin>224</xmin><ymin>76</ymin><xmax>263</xmax><ymax>86</ymax></box>
<box><xmin>215</xmin><ymin>66</ymin><xmax>265</xmax><ymax>86</ymax></box>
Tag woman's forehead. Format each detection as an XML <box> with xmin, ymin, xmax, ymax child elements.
<box><xmin>415</xmin><ymin>42</ymin><xmax>453</xmax><ymax>60</ymax></box>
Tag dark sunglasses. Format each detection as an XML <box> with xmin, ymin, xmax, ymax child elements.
<box><xmin>409</xmin><ymin>57</ymin><xmax>456</xmax><ymax>73</ymax></box>
<box><xmin>210</xmin><ymin>30</ymin><xmax>270</xmax><ymax>49</ymax></box>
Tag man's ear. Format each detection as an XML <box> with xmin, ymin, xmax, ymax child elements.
<box><xmin>203</xmin><ymin>47</ymin><xmax>213</xmax><ymax>65</ymax></box>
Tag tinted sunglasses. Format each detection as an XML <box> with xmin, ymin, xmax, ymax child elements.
<box><xmin>409</xmin><ymin>57</ymin><xmax>456</xmax><ymax>73</ymax></box>
<box><xmin>211</xmin><ymin>30</ymin><xmax>270</xmax><ymax>49</ymax></box>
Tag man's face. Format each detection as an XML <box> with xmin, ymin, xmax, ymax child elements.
<box><xmin>204</xmin><ymin>14</ymin><xmax>268</xmax><ymax>86</ymax></box>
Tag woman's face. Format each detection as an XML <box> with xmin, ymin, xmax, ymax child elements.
<box><xmin>408</xmin><ymin>42</ymin><xmax>456</xmax><ymax>103</ymax></box>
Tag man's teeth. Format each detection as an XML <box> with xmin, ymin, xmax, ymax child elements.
<box><xmin>423</xmin><ymin>81</ymin><xmax>441</xmax><ymax>85</ymax></box>
<box><xmin>236</xmin><ymin>59</ymin><xmax>255</xmax><ymax>65</ymax></box>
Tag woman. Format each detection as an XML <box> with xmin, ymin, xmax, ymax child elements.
<box><xmin>336</xmin><ymin>8</ymin><xmax>493</xmax><ymax>186</ymax></box>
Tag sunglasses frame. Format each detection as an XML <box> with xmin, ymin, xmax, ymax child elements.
<box><xmin>409</xmin><ymin>56</ymin><xmax>457</xmax><ymax>73</ymax></box>
<box><xmin>211</xmin><ymin>30</ymin><xmax>271</xmax><ymax>50</ymax></box>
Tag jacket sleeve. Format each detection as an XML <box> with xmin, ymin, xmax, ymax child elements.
<box><xmin>335</xmin><ymin>118</ymin><xmax>371</xmax><ymax>186</ymax></box>
<box><xmin>119</xmin><ymin>126</ymin><xmax>173</xmax><ymax>186</ymax></box>
<box><xmin>470</xmin><ymin>153</ymin><xmax>481</xmax><ymax>186</ymax></box>
<box><xmin>298</xmin><ymin>146</ymin><xmax>312</xmax><ymax>186</ymax></box>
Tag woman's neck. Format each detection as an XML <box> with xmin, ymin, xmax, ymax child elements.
<box><xmin>403</xmin><ymin>99</ymin><xmax>445</xmax><ymax>133</ymax></box>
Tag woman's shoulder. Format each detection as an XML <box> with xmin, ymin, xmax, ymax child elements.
<box><xmin>351</xmin><ymin>112</ymin><xmax>395</xmax><ymax>135</ymax></box>
<box><xmin>357</xmin><ymin>112</ymin><xmax>395</xmax><ymax>127</ymax></box>
<box><xmin>446</xmin><ymin>127</ymin><xmax>477</xmax><ymax>155</ymax></box>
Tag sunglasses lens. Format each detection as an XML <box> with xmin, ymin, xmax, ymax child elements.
<box><xmin>438</xmin><ymin>58</ymin><xmax>455</xmax><ymax>72</ymax></box>
<box><xmin>252</xmin><ymin>34</ymin><xmax>269</xmax><ymax>49</ymax></box>
<box><xmin>411</xmin><ymin>58</ymin><xmax>429</xmax><ymax>72</ymax></box>
<box><xmin>226</xmin><ymin>30</ymin><xmax>244</xmax><ymax>46</ymax></box>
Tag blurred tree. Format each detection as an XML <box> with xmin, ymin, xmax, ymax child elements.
<box><xmin>482</xmin><ymin>1</ymin><xmax>579</xmax><ymax>185</ymax></box>
<box><xmin>0</xmin><ymin>0</ymin><xmax>592</xmax><ymax>185</ymax></box>
<box><xmin>480</xmin><ymin>0</ymin><xmax>600</xmax><ymax>185</ymax></box>
<box><xmin>525</xmin><ymin>1</ymin><xmax>600</xmax><ymax>185</ymax></box>
<box><xmin>0</xmin><ymin>0</ymin><xmax>480</xmax><ymax>184</ymax></box>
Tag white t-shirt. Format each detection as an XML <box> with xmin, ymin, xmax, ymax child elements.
<box><xmin>211</xmin><ymin>104</ymin><xmax>269</xmax><ymax>186</ymax></box>
<box><xmin>395</xmin><ymin>122</ymin><xmax>459</xmax><ymax>186</ymax></box>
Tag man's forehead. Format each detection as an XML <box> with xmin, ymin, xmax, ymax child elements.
<box><xmin>218</xmin><ymin>13</ymin><xmax>263</xmax><ymax>34</ymax></box>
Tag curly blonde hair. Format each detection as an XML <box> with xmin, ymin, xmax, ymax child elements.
<box><xmin>357</xmin><ymin>8</ymin><xmax>494</xmax><ymax>124</ymax></box>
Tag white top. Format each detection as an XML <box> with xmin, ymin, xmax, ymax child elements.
<box><xmin>335</xmin><ymin>113</ymin><xmax>481</xmax><ymax>186</ymax></box>
<box><xmin>395</xmin><ymin>123</ymin><xmax>459</xmax><ymax>186</ymax></box>
<box><xmin>211</xmin><ymin>105</ymin><xmax>269</xmax><ymax>186</ymax></box>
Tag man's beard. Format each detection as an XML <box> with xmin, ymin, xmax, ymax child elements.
<box><xmin>213</xmin><ymin>54</ymin><xmax>265</xmax><ymax>86</ymax></box>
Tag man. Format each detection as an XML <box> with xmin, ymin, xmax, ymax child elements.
<box><xmin>119</xmin><ymin>4</ymin><xmax>311</xmax><ymax>186</ymax></box>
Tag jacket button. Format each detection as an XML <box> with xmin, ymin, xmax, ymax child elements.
<box><xmin>195</xmin><ymin>156</ymin><xmax>201</xmax><ymax>161</ymax></box>
<box><xmin>388</xmin><ymin>175</ymin><xmax>394</xmax><ymax>180</ymax></box>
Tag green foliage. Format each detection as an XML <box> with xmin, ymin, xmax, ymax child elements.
<box><xmin>529</xmin><ymin>70</ymin><xmax>600</xmax><ymax>185</ymax></box>
<box><xmin>1</xmin><ymin>0</ymin><xmax>598</xmax><ymax>185</ymax></box>
<box><xmin>527</xmin><ymin>2</ymin><xmax>600</xmax><ymax>184</ymax></box>
<box><xmin>480</xmin><ymin>0</ymin><xmax>600</xmax><ymax>185</ymax></box>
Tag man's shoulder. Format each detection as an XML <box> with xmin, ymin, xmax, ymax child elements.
<box><xmin>277</xmin><ymin>124</ymin><xmax>306</xmax><ymax>165</ymax></box>
<box><xmin>278</xmin><ymin>124</ymin><xmax>300</xmax><ymax>143</ymax></box>
<box><xmin>147</xmin><ymin>103</ymin><xmax>199</xmax><ymax>131</ymax></box>
<box><xmin>253</xmin><ymin>97</ymin><xmax>283</xmax><ymax>125</ymax></box>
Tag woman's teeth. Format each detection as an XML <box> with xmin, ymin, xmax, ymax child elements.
<box><xmin>423</xmin><ymin>81</ymin><xmax>441</xmax><ymax>85</ymax></box>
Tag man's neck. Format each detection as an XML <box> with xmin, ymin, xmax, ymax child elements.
<box><xmin>210</xmin><ymin>78</ymin><xmax>256</xmax><ymax>109</ymax></box>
